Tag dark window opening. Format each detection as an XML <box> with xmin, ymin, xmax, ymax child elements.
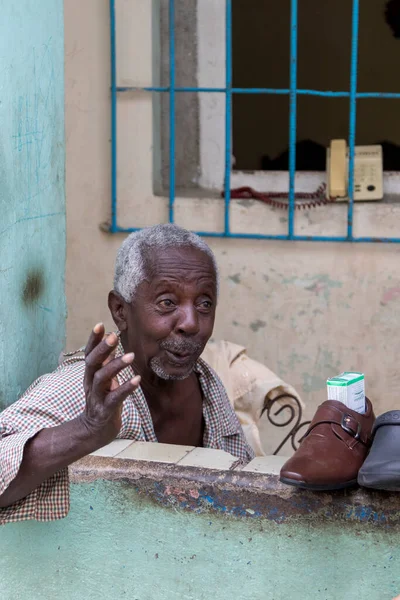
<box><xmin>232</xmin><ymin>0</ymin><xmax>400</xmax><ymax>171</ymax></box>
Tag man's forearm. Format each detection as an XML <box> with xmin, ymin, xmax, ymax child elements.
<box><xmin>0</xmin><ymin>416</ymin><xmax>102</xmax><ymax>508</ymax></box>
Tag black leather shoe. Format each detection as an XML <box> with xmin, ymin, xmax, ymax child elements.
<box><xmin>358</xmin><ymin>410</ymin><xmax>400</xmax><ymax>491</ymax></box>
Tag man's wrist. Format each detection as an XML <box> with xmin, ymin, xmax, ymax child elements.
<box><xmin>75</xmin><ymin>413</ymin><xmax>116</xmax><ymax>453</ymax></box>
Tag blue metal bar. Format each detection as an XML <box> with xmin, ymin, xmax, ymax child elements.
<box><xmin>232</xmin><ymin>88</ymin><xmax>287</xmax><ymax>95</ymax></box>
<box><xmin>116</xmin><ymin>86</ymin><xmax>400</xmax><ymax>99</ymax></box>
<box><xmin>110</xmin><ymin>0</ymin><xmax>117</xmax><ymax>233</ymax></box>
<box><xmin>288</xmin><ymin>0</ymin><xmax>298</xmax><ymax>239</ymax></box>
<box><xmin>111</xmin><ymin>225</ymin><xmax>400</xmax><ymax>244</ymax></box>
<box><xmin>350</xmin><ymin>237</ymin><xmax>400</xmax><ymax>243</ymax></box>
<box><xmin>357</xmin><ymin>92</ymin><xmax>400</xmax><ymax>98</ymax></box>
<box><xmin>169</xmin><ymin>0</ymin><xmax>175</xmax><ymax>223</ymax></box>
<box><xmin>297</xmin><ymin>90</ymin><xmax>347</xmax><ymax>97</ymax></box>
<box><xmin>116</xmin><ymin>86</ymin><xmax>290</xmax><ymax>94</ymax></box>
<box><xmin>224</xmin><ymin>0</ymin><xmax>232</xmax><ymax>236</ymax></box>
<box><xmin>296</xmin><ymin>90</ymin><xmax>349</xmax><ymax>97</ymax></box>
<box><xmin>347</xmin><ymin>0</ymin><xmax>360</xmax><ymax>240</ymax></box>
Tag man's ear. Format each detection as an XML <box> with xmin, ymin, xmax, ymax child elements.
<box><xmin>108</xmin><ymin>290</ymin><xmax>128</xmax><ymax>331</ymax></box>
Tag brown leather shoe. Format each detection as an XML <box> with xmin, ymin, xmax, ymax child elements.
<box><xmin>280</xmin><ymin>399</ymin><xmax>375</xmax><ymax>490</ymax></box>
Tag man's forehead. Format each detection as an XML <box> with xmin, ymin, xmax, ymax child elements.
<box><xmin>146</xmin><ymin>245</ymin><xmax>216</xmax><ymax>275</ymax></box>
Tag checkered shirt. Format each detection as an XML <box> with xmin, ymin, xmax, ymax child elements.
<box><xmin>0</xmin><ymin>339</ymin><xmax>254</xmax><ymax>525</ymax></box>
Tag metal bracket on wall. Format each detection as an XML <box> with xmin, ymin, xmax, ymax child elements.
<box><xmin>261</xmin><ymin>394</ymin><xmax>311</xmax><ymax>455</ymax></box>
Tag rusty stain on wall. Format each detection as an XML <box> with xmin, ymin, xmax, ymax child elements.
<box><xmin>381</xmin><ymin>286</ymin><xmax>400</xmax><ymax>305</ymax></box>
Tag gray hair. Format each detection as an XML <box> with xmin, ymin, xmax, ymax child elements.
<box><xmin>114</xmin><ymin>223</ymin><xmax>219</xmax><ymax>302</ymax></box>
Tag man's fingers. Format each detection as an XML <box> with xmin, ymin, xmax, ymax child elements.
<box><xmin>106</xmin><ymin>375</ymin><xmax>141</xmax><ymax>409</ymax></box>
<box><xmin>110</xmin><ymin>376</ymin><xmax>119</xmax><ymax>392</ymax></box>
<box><xmin>84</xmin><ymin>331</ymin><xmax>119</xmax><ymax>391</ymax></box>
<box><xmin>84</xmin><ymin>323</ymin><xmax>106</xmax><ymax>393</ymax></box>
<box><xmin>102</xmin><ymin>350</ymin><xmax>117</xmax><ymax>367</ymax></box>
<box><xmin>84</xmin><ymin>323</ymin><xmax>105</xmax><ymax>358</ymax></box>
<box><xmin>92</xmin><ymin>353</ymin><xmax>136</xmax><ymax>395</ymax></box>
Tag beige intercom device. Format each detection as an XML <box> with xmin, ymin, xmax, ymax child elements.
<box><xmin>326</xmin><ymin>139</ymin><xmax>383</xmax><ymax>201</ymax></box>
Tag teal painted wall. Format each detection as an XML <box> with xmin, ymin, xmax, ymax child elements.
<box><xmin>0</xmin><ymin>0</ymin><xmax>66</xmax><ymax>408</ymax></box>
<box><xmin>1</xmin><ymin>480</ymin><xmax>400</xmax><ymax>600</ymax></box>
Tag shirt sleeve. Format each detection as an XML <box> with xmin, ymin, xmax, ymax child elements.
<box><xmin>0</xmin><ymin>359</ymin><xmax>86</xmax><ymax>525</ymax></box>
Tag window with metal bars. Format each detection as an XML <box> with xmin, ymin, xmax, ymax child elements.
<box><xmin>109</xmin><ymin>0</ymin><xmax>400</xmax><ymax>242</ymax></box>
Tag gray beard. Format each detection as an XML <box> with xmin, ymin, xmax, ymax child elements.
<box><xmin>150</xmin><ymin>338</ymin><xmax>203</xmax><ymax>381</ymax></box>
<box><xmin>150</xmin><ymin>356</ymin><xmax>195</xmax><ymax>381</ymax></box>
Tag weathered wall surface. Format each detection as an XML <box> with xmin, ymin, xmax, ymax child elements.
<box><xmin>0</xmin><ymin>0</ymin><xmax>66</xmax><ymax>408</ymax></box>
<box><xmin>64</xmin><ymin>0</ymin><xmax>400</xmax><ymax>429</ymax></box>
<box><xmin>1</xmin><ymin>451</ymin><xmax>400</xmax><ymax>600</ymax></box>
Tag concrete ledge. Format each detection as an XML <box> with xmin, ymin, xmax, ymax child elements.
<box><xmin>3</xmin><ymin>442</ymin><xmax>400</xmax><ymax>600</ymax></box>
<box><xmin>70</xmin><ymin>442</ymin><xmax>400</xmax><ymax>528</ymax></box>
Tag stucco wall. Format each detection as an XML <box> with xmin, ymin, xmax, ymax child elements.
<box><xmin>0</xmin><ymin>0</ymin><xmax>66</xmax><ymax>409</ymax></box>
<box><xmin>65</xmin><ymin>0</ymin><xmax>400</xmax><ymax>427</ymax></box>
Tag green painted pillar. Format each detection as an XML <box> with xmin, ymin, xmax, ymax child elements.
<box><xmin>0</xmin><ymin>0</ymin><xmax>66</xmax><ymax>408</ymax></box>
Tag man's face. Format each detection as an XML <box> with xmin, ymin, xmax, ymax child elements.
<box><xmin>122</xmin><ymin>246</ymin><xmax>217</xmax><ymax>381</ymax></box>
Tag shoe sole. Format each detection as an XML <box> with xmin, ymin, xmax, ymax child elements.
<box><xmin>358</xmin><ymin>473</ymin><xmax>400</xmax><ymax>491</ymax></box>
<box><xmin>279</xmin><ymin>477</ymin><xmax>358</xmax><ymax>491</ymax></box>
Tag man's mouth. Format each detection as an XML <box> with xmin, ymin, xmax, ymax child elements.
<box><xmin>164</xmin><ymin>349</ymin><xmax>194</xmax><ymax>365</ymax></box>
<box><xmin>160</xmin><ymin>339</ymin><xmax>203</xmax><ymax>367</ymax></box>
<box><xmin>150</xmin><ymin>339</ymin><xmax>203</xmax><ymax>379</ymax></box>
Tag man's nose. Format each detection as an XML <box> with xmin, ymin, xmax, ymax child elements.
<box><xmin>176</xmin><ymin>305</ymin><xmax>200</xmax><ymax>336</ymax></box>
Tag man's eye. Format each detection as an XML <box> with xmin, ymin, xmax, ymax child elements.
<box><xmin>200</xmin><ymin>301</ymin><xmax>212</xmax><ymax>309</ymax></box>
<box><xmin>159</xmin><ymin>299</ymin><xmax>174</xmax><ymax>308</ymax></box>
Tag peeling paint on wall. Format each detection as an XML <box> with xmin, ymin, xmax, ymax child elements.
<box><xmin>302</xmin><ymin>373</ymin><xmax>328</xmax><ymax>394</ymax></box>
<box><xmin>249</xmin><ymin>319</ymin><xmax>267</xmax><ymax>332</ymax></box>
<box><xmin>283</xmin><ymin>274</ymin><xmax>342</xmax><ymax>302</ymax></box>
<box><xmin>301</xmin><ymin>348</ymin><xmax>341</xmax><ymax>394</ymax></box>
<box><xmin>228</xmin><ymin>273</ymin><xmax>241</xmax><ymax>284</ymax></box>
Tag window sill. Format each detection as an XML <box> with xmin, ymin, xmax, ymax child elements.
<box><xmin>116</xmin><ymin>184</ymin><xmax>400</xmax><ymax>240</ymax></box>
<box><xmin>231</xmin><ymin>170</ymin><xmax>400</xmax><ymax>201</ymax></box>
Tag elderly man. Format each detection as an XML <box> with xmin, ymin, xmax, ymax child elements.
<box><xmin>0</xmin><ymin>224</ymin><xmax>254</xmax><ymax>523</ymax></box>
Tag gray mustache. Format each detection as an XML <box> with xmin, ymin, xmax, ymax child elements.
<box><xmin>160</xmin><ymin>339</ymin><xmax>202</xmax><ymax>354</ymax></box>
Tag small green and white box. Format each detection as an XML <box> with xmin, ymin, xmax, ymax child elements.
<box><xmin>326</xmin><ymin>372</ymin><xmax>365</xmax><ymax>414</ymax></box>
